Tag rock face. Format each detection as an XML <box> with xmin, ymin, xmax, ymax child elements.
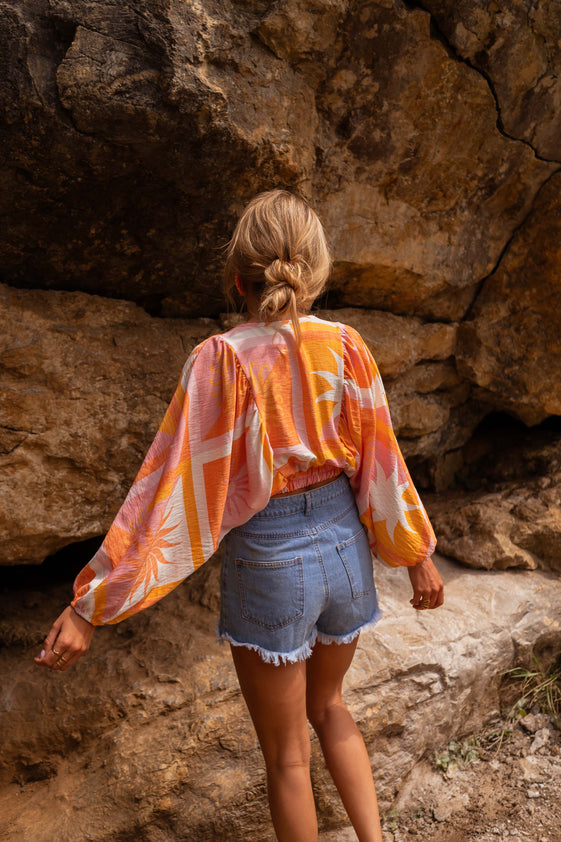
<box><xmin>2</xmin><ymin>1</ymin><xmax>561</xmax><ymax>837</ymax></box>
<box><xmin>456</xmin><ymin>171</ymin><xmax>561</xmax><ymax>426</ymax></box>
<box><xmin>1</xmin><ymin>554</ymin><xmax>560</xmax><ymax>840</ymax></box>
<box><xmin>422</xmin><ymin>0</ymin><xmax>561</xmax><ymax>162</ymax></box>
<box><xmin>0</xmin><ymin>283</ymin><xmax>216</xmax><ymax>564</ymax></box>
<box><xmin>425</xmin><ymin>426</ymin><xmax>561</xmax><ymax>572</ymax></box>
<box><xmin>310</xmin><ymin>4</ymin><xmax>554</xmax><ymax>321</ymax></box>
<box><xmin>0</xmin><ymin>0</ymin><xmax>556</xmax><ymax>318</ymax></box>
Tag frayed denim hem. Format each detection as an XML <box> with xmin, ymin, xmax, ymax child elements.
<box><xmin>217</xmin><ymin>627</ymin><xmax>319</xmax><ymax>666</ymax></box>
<box><xmin>216</xmin><ymin>606</ymin><xmax>383</xmax><ymax>665</ymax></box>
<box><xmin>316</xmin><ymin>606</ymin><xmax>383</xmax><ymax>647</ymax></box>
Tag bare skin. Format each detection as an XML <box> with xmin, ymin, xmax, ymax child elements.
<box><xmin>408</xmin><ymin>556</ymin><xmax>444</xmax><ymax>610</ymax></box>
<box><xmin>231</xmin><ymin>638</ymin><xmax>383</xmax><ymax>842</ymax></box>
<box><xmin>34</xmin><ymin>605</ymin><xmax>94</xmax><ymax>671</ymax></box>
<box><xmin>34</xmin><ymin>561</ymin><xmax>443</xmax><ymax>840</ymax></box>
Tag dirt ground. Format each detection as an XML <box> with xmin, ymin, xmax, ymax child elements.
<box><xmin>378</xmin><ymin>712</ymin><xmax>561</xmax><ymax>842</ymax></box>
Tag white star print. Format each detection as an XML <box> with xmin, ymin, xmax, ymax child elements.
<box><xmin>371</xmin><ymin>462</ymin><xmax>420</xmax><ymax>542</ymax></box>
<box><xmin>313</xmin><ymin>349</ymin><xmax>344</xmax><ymax>416</ymax></box>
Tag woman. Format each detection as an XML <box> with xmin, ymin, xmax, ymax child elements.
<box><xmin>36</xmin><ymin>190</ymin><xmax>444</xmax><ymax>841</ymax></box>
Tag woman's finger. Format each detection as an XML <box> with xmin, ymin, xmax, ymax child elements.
<box><xmin>433</xmin><ymin>583</ymin><xmax>445</xmax><ymax>608</ymax></box>
<box><xmin>411</xmin><ymin>592</ymin><xmax>431</xmax><ymax>610</ymax></box>
<box><xmin>408</xmin><ymin>558</ymin><xmax>444</xmax><ymax>611</ymax></box>
<box><xmin>410</xmin><ymin>585</ymin><xmax>443</xmax><ymax>610</ymax></box>
<box><xmin>37</xmin><ymin>637</ymin><xmax>69</xmax><ymax>669</ymax></box>
<box><xmin>34</xmin><ymin>620</ymin><xmax>65</xmax><ymax>668</ymax></box>
<box><xmin>53</xmin><ymin>637</ymin><xmax>90</xmax><ymax>671</ymax></box>
<box><xmin>41</xmin><ymin>617</ymin><xmax>64</xmax><ymax>655</ymax></box>
<box><xmin>34</xmin><ymin>606</ymin><xmax>94</xmax><ymax>671</ymax></box>
<box><xmin>52</xmin><ymin>648</ymin><xmax>80</xmax><ymax>671</ymax></box>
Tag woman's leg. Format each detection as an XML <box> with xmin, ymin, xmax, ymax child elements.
<box><xmin>230</xmin><ymin>645</ymin><xmax>318</xmax><ymax>842</ymax></box>
<box><xmin>306</xmin><ymin>638</ymin><xmax>383</xmax><ymax>842</ymax></box>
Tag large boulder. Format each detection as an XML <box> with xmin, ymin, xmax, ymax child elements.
<box><xmin>1</xmin><ymin>554</ymin><xmax>560</xmax><ymax>839</ymax></box>
<box><xmin>0</xmin><ymin>0</ymin><xmax>554</xmax><ymax>318</ymax></box>
<box><xmin>421</xmin><ymin>0</ymin><xmax>561</xmax><ymax>162</ymax></box>
<box><xmin>0</xmin><ymin>283</ymin><xmax>216</xmax><ymax>565</ymax></box>
<box><xmin>456</xmin><ymin>171</ymin><xmax>561</xmax><ymax>426</ymax></box>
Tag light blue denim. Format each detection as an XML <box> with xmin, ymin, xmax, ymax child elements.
<box><xmin>218</xmin><ymin>474</ymin><xmax>381</xmax><ymax>666</ymax></box>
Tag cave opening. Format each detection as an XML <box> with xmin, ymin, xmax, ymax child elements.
<box><xmin>456</xmin><ymin>411</ymin><xmax>561</xmax><ymax>492</ymax></box>
<box><xmin>0</xmin><ymin>535</ymin><xmax>104</xmax><ymax>592</ymax></box>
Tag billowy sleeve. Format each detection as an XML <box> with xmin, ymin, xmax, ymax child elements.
<box><xmin>72</xmin><ymin>336</ymin><xmax>274</xmax><ymax>625</ymax></box>
<box><xmin>341</xmin><ymin>325</ymin><xmax>436</xmax><ymax>568</ymax></box>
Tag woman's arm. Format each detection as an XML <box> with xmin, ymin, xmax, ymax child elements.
<box><xmin>342</xmin><ymin>325</ymin><xmax>437</xmax><ymax>570</ymax></box>
<box><xmin>34</xmin><ymin>336</ymin><xmax>273</xmax><ymax>669</ymax></box>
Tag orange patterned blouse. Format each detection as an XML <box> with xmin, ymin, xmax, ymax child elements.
<box><xmin>72</xmin><ymin>316</ymin><xmax>436</xmax><ymax>625</ymax></box>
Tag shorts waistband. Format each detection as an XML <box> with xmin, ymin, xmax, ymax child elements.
<box><xmin>251</xmin><ymin>473</ymin><xmax>352</xmax><ymax>518</ymax></box>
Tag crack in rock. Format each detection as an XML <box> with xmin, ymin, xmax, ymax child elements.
<box><xmin>461</xmin><ymin>164</ymin><xmax>561</xmax><ymax>322</ymax></box>
<box><xmin>402</xmin><ymin>0</ymin><xmax>560</xmax><ymax>165</ymax></box>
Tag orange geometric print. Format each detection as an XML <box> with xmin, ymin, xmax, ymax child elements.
<box><xmin>72</xmin><ymin>316</ymin><xmax>435</xmax><ymax>625</ymax></box>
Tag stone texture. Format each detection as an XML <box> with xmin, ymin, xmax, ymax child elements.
<box><xmin>311</xmin><ymin>3</ymin><xmax>555</xmax><ymax>320</ymax></box>
<box><xmin>426</xmin><ymin>488</ymin><xmax>561</xmax><ymax>571</ymax></box>
<box><xmin>420</xmin><ymin>0</ymin><xmax>561</xmax><ymax>162</ymax></box>
<box><xmin>425</xmin><ymin>430</ymin><xmax>561</xmax><ymax>571</ymax></box>
<box><xmin>0</xmin><ymin>283</ymin><xmax>217</xmax><ymax>565</ymax></box>
<box><xmin>0</xmin><ymin>0</ymin><xmax>555</xmax><ymax>319</ymax></box>
<box><xmin>1</xmin><ymin>554</ymin><xmax>560</xmax><ymax>840</ymax></box>
<box><xmin>456</xmin><ymin>171</ymin><xmax>561</xmax><ymax>426</ymax></box>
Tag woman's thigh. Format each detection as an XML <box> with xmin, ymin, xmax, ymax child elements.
<box><xmin>230</xmin><ymin>645</ymin><xmax>310</xmax><ymax>766</ymax></box>
<box><xmin>305</xmin><ymin>638</ymin><xmax>359</xmax><ymax>721</ymax></box>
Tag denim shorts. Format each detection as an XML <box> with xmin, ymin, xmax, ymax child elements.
<box><xmin>218</xmin><ymin>474</ymin><xmax>381</xmax><ymax>666</ymax></box>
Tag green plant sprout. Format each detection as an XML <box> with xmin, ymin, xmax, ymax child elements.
<box><xmin>506</xmin><ymin>653</ymin><xmax>561</xmax><ymax>728</ymax></box>
<box><xmin>434</xmin><ymin>736</ymin><xmax>480</xmax><ymax>777</ymax></box>
<box><xmin>481</xmin><ymin>653</ymin><xmax>561</xmax><ymax>756</ymax></box>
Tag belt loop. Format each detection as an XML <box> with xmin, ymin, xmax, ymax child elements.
<box><xmin>304</xmin><ymin>491</ymin><xmax>312</xmax><ymax>516</ymax></box>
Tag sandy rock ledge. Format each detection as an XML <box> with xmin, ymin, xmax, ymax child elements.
<box><xmin>0</xmin><ymin>554</ymin><xmax>559</xmax><ymax>840</ymax></box>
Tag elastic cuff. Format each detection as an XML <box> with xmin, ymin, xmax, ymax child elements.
<box><xmin>217</xmin><ymin>628</ymin><xmax>319</xmax><ymax>666</ymax></box>
<box><xmin>70</xmin><ymin>602</ymin><xmax>97</xmax><ymax>626</ymax></box>
<box><xmin>316</xmin><ymin>606</ymin><xmax>383</xmax><ymax>646</ymax></box>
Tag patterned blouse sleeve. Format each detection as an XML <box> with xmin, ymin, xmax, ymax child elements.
<box><xmin>71</xmin><ymin>336</ymin><xmax>274</xmax><ymax>625</ymax></box>
<box><xmin>341</xmin><ymin>325</ymin><xmax>436</xmax><ymax>568</ymax></box>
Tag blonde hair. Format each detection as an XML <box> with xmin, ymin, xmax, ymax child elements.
<box><xmin>224</xmin><ymin>189</ymin><xmax>331</xmax><ymax>342</ymax></box>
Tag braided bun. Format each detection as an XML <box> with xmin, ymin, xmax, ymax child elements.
<box><xmin>224</xmin><ymin>190</ymin><xmax>331</xmax><ymax>342</ymax></box>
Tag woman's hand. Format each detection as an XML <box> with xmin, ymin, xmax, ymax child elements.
<box><xmin>408</xmin><ymin>557</ymin><xmax>444</xmax><ymax>611</ymax></box>
<box><xmin>34</xmin><ymin>606</ymin><xmax>95</xmax><ymax>671</ymax></box>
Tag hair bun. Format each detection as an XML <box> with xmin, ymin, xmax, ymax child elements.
<box><xmin>224</xmin><ymin>189</ymin><xmax>332</xmax><ymax>342</ymax></box>
<box><xmin>266</xmin><ymin>256</ymin><xmax>306</xmax><ymax>294</ymax></box>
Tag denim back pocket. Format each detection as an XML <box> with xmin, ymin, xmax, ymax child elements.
<box><xmin>235</xmin><ymin>557</ymin><xmax>304</xmax><ymax>629</ymax></box>
<box><xmin>336</xmin><ymin>527</ymin><xmax>374</xmax><ymax>599</ymax></box>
